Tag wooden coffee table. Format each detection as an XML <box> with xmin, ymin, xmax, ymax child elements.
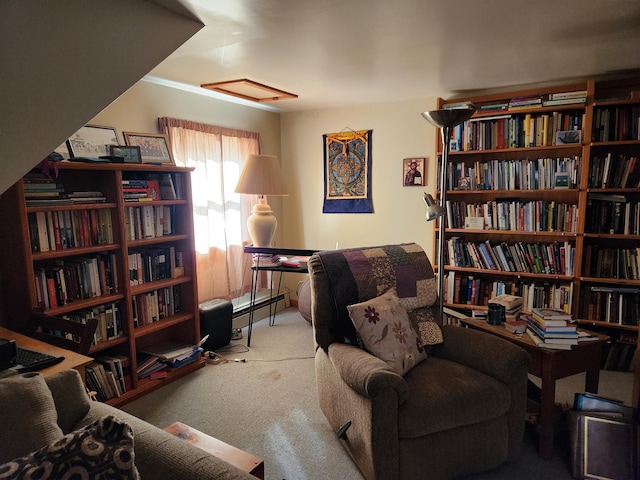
<box><xmin>164</xmin><ymin>421</ymin><xmax>264</xmax><ymax>479</ymax></box>
<box><xmin>459</xmin><ymin>317</ymin><xmax>609</xmax><ymax>460</ymax></box>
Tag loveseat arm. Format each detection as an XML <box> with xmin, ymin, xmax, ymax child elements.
<box><xmin>327</xmin><ymin>343</ymin><xmax>409</xmax><ymax>403</ymax></box>
<box><xmin>432</xmin><ymin>325</ymin><xmax>530</xmax><ymax>384</ymax></box>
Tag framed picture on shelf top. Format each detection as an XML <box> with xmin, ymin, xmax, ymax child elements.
<box><xmin>67</xmin><ymin>124</ymin><xmax>120</xmax><ymax>158</ymax></box>
<box><xmin>403</xmin><ymin>157</ymin><xmax>425</xmax><ymax>186</ymax></box>
<box><xmin>109</xmin><ymin>145</ymin><xmax>141</xmax><ymax>164</ymax></box>
<box><xmin>123</xmin><ymin>132</ymin><xmax>175</xmax><ymax>165</ymax></box>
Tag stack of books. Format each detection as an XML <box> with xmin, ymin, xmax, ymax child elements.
<box><xmin>252</xmin><ymin>253</ymin><xmax>280</xmax><ymax>267</ymax></box>
<box><xmin>542</xmin><ymin>90</ymin><xmax>588</xmax><ymax>107</ymax></box>
<box><xmin>122</xmin><ymin>179</ymin><xmax>160</xmax><ymax>202</ymax></box>
<box><xmin>508</xmin><ymin>95</ymin><xmax>543</xmax><ymax>111</ymax></box>
<box><xmin>488</xmin><ymin>294</ymin><xmax>523</xmax><ymax>321</ymax></box>
<box><xmin>524</xmin><ymin>307</ymin><xmax>578</xmax><ymax>350</ymax></box>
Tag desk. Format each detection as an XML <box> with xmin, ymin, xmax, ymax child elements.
<box><xmin>459</xmin><ymin>318</ymin><xmax>609</xmax><ymax>460</ymax></box>
<box><xmin>244</xmin><ymin>246</ymin><xmax>317</xmax><ymax>347</ymax></box>
<box><xmin>0</xmin><ymin>326</ymin><xmax>93</xmax><ymax>377</ymax></box>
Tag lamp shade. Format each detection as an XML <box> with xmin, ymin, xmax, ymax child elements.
<box><xmin>234</xmin><ymin>154</ymin><xmax>288</xmax><ymax>196</ymax></box>
<box><xmin>421</xmin><ymin>105</ymin><xmax>476</xmax><ymax>129</ymax></box>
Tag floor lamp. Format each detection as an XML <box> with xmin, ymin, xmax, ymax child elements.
<box><xmin>421</xmin><ymin>105</ymin><xmax>476</xmax><ymax>319</ymax></box>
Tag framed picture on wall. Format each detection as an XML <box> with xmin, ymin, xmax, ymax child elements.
<box><xmin>67</xmin><ymin>124</ymin><xmax>120</xmax><ymax>158</ymax></box>
<box><xmin>123</xmin><ymin>132</ymin><xmax>175</xmax><ymax>165</ymax></box>
<box><xmin>403</xmin><ymin>157</ymin><xmax>425</xmax><ymax>186</ymax></box>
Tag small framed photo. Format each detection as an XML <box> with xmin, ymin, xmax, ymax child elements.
<box><xmin>67</xmin><ymin>124</ymin><xmax>120</xmax><ymax>158</ymax></box>
<box><xmin>123</xmin><ymin>132</ymin><xmax>175</xmax><ymax>165</ymax></box>
<box><xmin>109</xmin><ymin>145</ymin><xmax>141</xmax><ymax>164</ymax></box>
<box><xmin>403</xmin><ymin>157</ymin><xmax>425</xmax><ymax>186</ymax></box>
<box><xmin>555</xmin><ymin>130</ymin><xmax>582</xmax><ymax>145</ymax></box>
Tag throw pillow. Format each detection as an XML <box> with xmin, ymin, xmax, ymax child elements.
<box><xmin>0</xmin><ymin>372</ymin><xmax>64</xmax><ymax>463</ymax></box>
<box><xmin>0</xmin><ymin>414</ymin><xmax>139</xmax><ymax>480</ymax></box>
<box><xmin>347</xmin><ymin>288</ymin><xmax>427</xmax><ymax>376</ymax></box>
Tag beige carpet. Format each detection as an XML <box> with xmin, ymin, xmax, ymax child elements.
<box><xmin>122</xmin><ymin>308</ymin><xmax>634</xmax><ymax>480</ymax></box>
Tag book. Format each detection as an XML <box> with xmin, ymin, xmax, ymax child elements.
<box><xmin>488</xmin><ymin>293</ymin><xmax>523</xmax><ymax>310</ymax></box>
<box><xmin>532</xmin><ymin>307</ymin><xmax>573</xmax><ymax>322</ymax></box>
<box><xmin>526</xmin><ymin>328</ymin><xmax>573</xmax><ymax>350</ymax></box>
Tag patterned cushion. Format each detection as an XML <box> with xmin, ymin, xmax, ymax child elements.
<box><xmin>347</xmin><ymin>289</ymin><xmax>427</xmax><ymax>375</ymax></box>
<box><xmin>0</xmin><ymin>415</ymin><xmax>139</xmax><ymax>480</ymax></box>
<box><xmin>0</xmin><ymin>372</ymin><xmax>64</xmax><ymax>463</ymax></box>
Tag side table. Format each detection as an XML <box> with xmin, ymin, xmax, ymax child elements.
<box><xmin>244</xmin><ymin>245</ymin><xmax>317</xmax><ymax>346</ymax></box>
<box><xmin>164</xmin><ymin>421</ymin><xmax>264</xmax><ymax>479</ymax></box>
<box><xmin>459</xmin><ymin>317</ymin><xmax>609</xmax><ymax>460</ymax></box>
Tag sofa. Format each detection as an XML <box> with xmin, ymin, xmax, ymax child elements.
<box><xmin>0</xmin><ymin>369</ymin><xmax>255</xmax><ymax>479</ymax></box>
<box><xmin>309</xmin><ymin>243</ymin><xmax>531</xmax><ymax>480</ymax></box>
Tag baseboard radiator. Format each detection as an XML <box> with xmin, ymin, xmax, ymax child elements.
<box><xmin>230</xmin><ymin>288</ymin><xmax>290</xmax><ymax>329</ymax></box>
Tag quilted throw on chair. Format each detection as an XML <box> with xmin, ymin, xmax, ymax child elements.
<box><xmin>317</xmin><ymin>243</ymin><xmax>442</xmax><ymax>351</ymax></box>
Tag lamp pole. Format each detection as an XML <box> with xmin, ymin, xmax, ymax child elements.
<box><xmin>421</xmin><ymin>106</ymin><xmax>476</xmax><ymax>320</ymax></box>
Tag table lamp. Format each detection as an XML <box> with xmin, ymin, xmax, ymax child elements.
<box><xmin>234</xmin><ymin>154</ymin><xmax>289</xmax><ymax>247</ymax></box>
<box><xmin>421</xmin><ymin>105</ymin><xmax>476</xmax><ymax>316</ymax></box>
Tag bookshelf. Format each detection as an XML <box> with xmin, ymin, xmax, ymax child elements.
<box><xmin>0</xmin><ymin>162</ymin><xmax>204</xmax><ymax>406</ymax></box>
<box><xmin>433</xmin><ymin>73</ymin><xmax>640</xmax><ymax>408</ymax></box>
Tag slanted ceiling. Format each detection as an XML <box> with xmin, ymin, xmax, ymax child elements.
<box><xmin>0</xmin><ymin>0</ymin><xmax>204</xmax><ymax>195</ymax></box>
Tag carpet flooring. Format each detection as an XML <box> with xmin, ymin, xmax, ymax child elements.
<box><xmin>122</xmin><ymin>308</ymin><xmax>634</xmax><ymax>480</ymax></box>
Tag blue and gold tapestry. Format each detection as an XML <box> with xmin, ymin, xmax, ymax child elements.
<box><xmin>323</xmin><ymin>129</ymin><xmax>373</xmax><ymax>213</ymax></box>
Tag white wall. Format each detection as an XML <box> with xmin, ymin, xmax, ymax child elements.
<box><xmin>280</xmin><ymin>100</ymin><xmax>440</xmax><ymax>251</ymax></box>
<box><xmin>278</xmin><ymin>99</ymin><xmax>441</xmax><ymax>296</ymax></box>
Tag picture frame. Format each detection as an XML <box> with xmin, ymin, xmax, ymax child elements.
<box><xmin>67</xmin><ymin>124</ymin><xmax>120</xmax><ymax>158</ymax></box>
<box><xmin>123</xmin><ymin>132</ymin><xmax>175</xmax><ymax>165</ymax></box>
<box><xmin>403</xmin><ymin>157</ymin><xmax>425</xmax><ymax>187</ymax></box>
<box><xmin>109</xmin><ymin>145</ymin><xmax>141</xmax><ymax>164</ymax></box>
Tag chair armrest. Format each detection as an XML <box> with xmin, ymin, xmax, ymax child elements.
<box><xmin>432</xmin><ymin>325</ymin><xmax>530</xmax><ymax>384</ymax></box>
<box><xmin>327</xmin><ymin>343</ymin><xmax>409</xmax><ymax>403</ymax></box>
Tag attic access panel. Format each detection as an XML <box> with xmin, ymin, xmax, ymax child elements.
<box><xmin>200</xmin><ymin>79</ymin><xmax>298</xmax><ymax>103</ymax></box>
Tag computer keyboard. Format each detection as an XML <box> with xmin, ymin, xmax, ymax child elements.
<box><xmin>13</xmin><ymin>347</ymin><xmax>64</xmax><ymax>373</ymax></box>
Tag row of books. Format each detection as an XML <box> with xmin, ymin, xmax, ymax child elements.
<box><xmin>34</xmin><ymin>253</ymin><xmax>118</xmax><ymax>309</ymax></box>
<box><xmin>62</xmin><ymin>301</ymin><xmax>123</xmax><ymax>344</ymax></box>
<box><xmin>588</xmin><ymin>153</ymin><xmax>640</xmax><ymax>189</ymax></box>
<box><xmin>449</xmin><ymin>111</ymin><xmax>584</xmax><ymax>152</ymax></box>
<box><xmin>85</xmin><ymin>354</ymin><xmax>130</xmax><ymax>402</ymax></box>
<box><xmin>579</xmin><ymin>286</ymin><xmax>640</xmax><ymax>326</ymax></box>
<box><xmin>28</xmin><ymin>208</ymin><xmax>114</xmax><ymax>253</ymax></box>
<box><xmin>132</xmin><ymin>285</ymin><xmax>182</xmax><ymax>328</ymax></box>
<box><xmin>125</xmin><ymin>205</ymin><xmax>175</xmax><ymax>240</ymax></box>
<box><xmin>591</xmin><ymin>105</ymin><xmax>640</xmax><ymax>142</ymax></box>
<box><xmin>444</xmin><ymin>272</ymin><xmax>573</xmax><ymax>312</ymax></box>
<box><xmin>446</xmin><ymin>237</ymin><xmax>575</xmax><ymax>276</ymax></box>
<box><xmin>446</xmin><ymin>199</ymin><xmax>578</xmax><ymax>233</ymax></box>
<box><xmin>585</xmin><ymin>194</ymin><xmax>640</xmax><ymax>235</ymax></box>
<box><xmin>136</xmin><ymin>341</ymin><xmax>202</xmax><ymax>379</ymax></box>
<box><xmin>128</xmin><ymin>247</ymin><xmax>184</xmax><ymax>286</ymax></box>
<box><xmin>582</xmin><ymin>245</ymin><xmax>640</xmax><ymax>281</ymax></box>
<box><xmin>440</xmin><ymin>156</ymin><xmax>581</xmax><ymax>191</ymax></box>
<box><xmin>602</xmin><ymin>339</ymin><xmax>637</xmax><ymax>371</ymax></box>
<box><xmin>121</xmin><ymin>173</ymin><xmax>182</xmax><ymax>202</ymax></box>
<box><xmin>24</xmin><ymin>174</ymin><xmax>107</xmax><ymax>207</ymax></box>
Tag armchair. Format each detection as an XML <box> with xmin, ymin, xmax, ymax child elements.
<box><xmin>308</xmin><ymin>243</ymin><xmax>530</xmax><ymax>480</ymax></box>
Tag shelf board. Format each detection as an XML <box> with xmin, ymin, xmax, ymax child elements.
<box><xmin>32</xmin><ymin>243</ymin><xmax>120</xmax><ymax>260</ymax></box>
<box><xmin>44</xmin><ymin>293</ymin><xmax>125</xmax><ymax>316</ymax></box>
<box><xmin>133</xmin><ymin>312</ymin><xmax>194</xmax><ymax>338</ymax></box>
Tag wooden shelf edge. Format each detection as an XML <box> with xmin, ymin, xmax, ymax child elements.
<box><xmin>105</xmin><ymin>357</ymin><xmax>205</xmax><ymax>408</ymax></box>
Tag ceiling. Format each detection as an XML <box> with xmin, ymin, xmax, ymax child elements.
<box><xmin>150</xmin><ymin>0</ymin><xmax>640</xmax><ymax>112</ymax></box>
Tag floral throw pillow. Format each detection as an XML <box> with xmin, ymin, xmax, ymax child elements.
<box><xmin>347</xmin><ymin>288</ymin><xmax>427</xmax><ymax>376</ymax></box>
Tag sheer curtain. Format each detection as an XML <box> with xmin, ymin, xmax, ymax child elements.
<box><xmin>158</xmin><ymin>117</ymin><xmax>260</xmax><ymax>303</ymax></box>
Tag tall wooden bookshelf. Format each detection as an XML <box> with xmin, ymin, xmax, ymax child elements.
<box><xmin>0</xmin><ymin>162</ymin><xmax>204</xmax><ymax>406</ymax></box>
<box><xmin>433</xmin><ymin>73</ymin><xmax>640</xmax><ymax>408</ymax></box>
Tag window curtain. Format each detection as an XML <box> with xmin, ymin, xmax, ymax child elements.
<box><xmin>158</xmin><ymin>117</ymin><xmax>260</xmax><ymax>303</ymax></box>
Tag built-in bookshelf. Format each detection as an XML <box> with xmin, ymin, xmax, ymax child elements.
<box><xmin>433</xmin><ymin>73</ymin><xmax>640</xmax><ymax>407</ymax></box>
<box><xmin>0</xmin><ymin>162</ymin><xmax>203</xmax><ymax>406</ymax></box>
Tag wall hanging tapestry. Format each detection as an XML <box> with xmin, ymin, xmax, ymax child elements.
<box><xmin>323</xmin><ymin>129</ymin><xmax>373</xmax><ymax>214</ymax></box>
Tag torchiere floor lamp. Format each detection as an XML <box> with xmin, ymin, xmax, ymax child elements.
<box><xmin>421</xmin><ymin>105</ymin><xmax>476</xmax><ymax>318</ymax></box>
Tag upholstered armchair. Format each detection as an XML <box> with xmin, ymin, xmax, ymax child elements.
<box><xmin>308</xmin><ymin>243</ymin><xmax>530</xmax><ymax>480</ymax></box>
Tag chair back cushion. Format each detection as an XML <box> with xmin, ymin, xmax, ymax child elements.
<box><xmin>311</xmin><ymin>243</ymin><xmax>440</xmax><ymax>351</ymax></box>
